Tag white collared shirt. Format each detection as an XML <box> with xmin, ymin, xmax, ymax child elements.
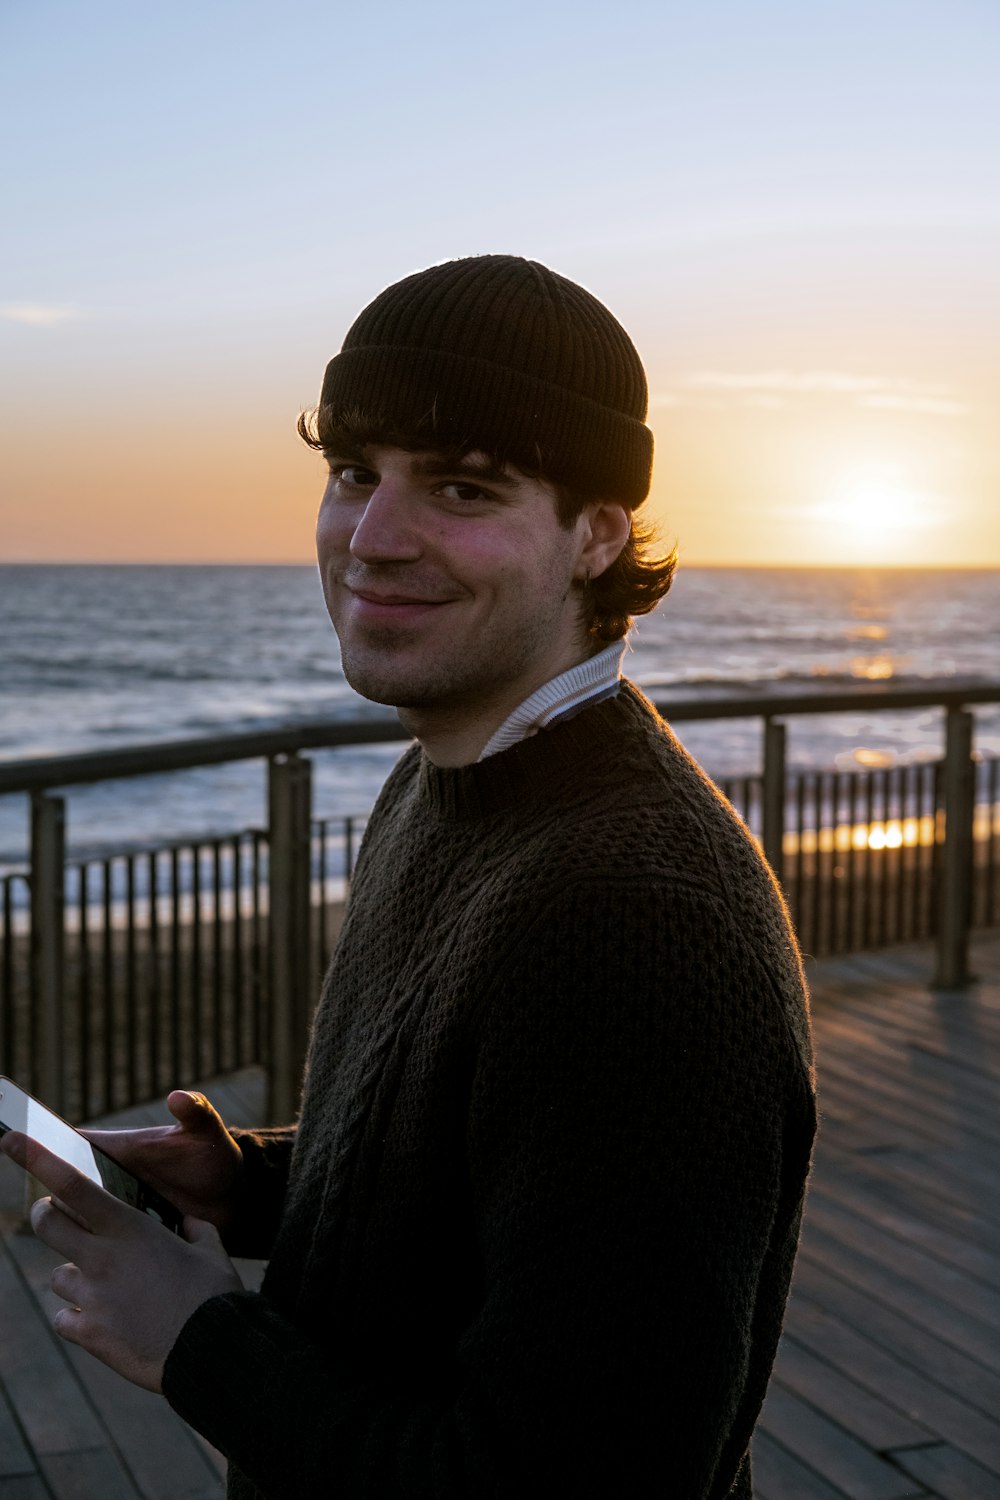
<box><xmin>478</xmin><ymin>638</ymin><xmax>627</xmax><ymax>761</ymax></box>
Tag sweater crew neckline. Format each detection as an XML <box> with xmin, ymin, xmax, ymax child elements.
<box><xmin>418</xmin><ymin>681</ymin><xmax>651</xmax><ymax>821</ymax></box>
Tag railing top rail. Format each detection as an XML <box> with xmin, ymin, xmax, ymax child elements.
<box><xmin>2</xmin><ymin>676</ymin><xmax>999</xmax><ymax>795</ymax></box>
<box><xmin>0</xmin><ymin>719</ymin><xmax>411</xmax><ymax>794</ymax></box>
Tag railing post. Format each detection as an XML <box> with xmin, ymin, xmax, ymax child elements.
<box><xmin>762</xmin><ymin>718</ymin><xmax>787</xmax><ymax>885</ymax></box>
<box><xmin>933</xmin><ymin>707</ymin><xmax>975</xmax><ymax>988</ymax></box>
<box><xmin>267</xmin><ymin>753</ymin><xmax>313</xmax><ymax>1122</ymax></box>
<box><xmin>30</xmin><ymin>792</ymin><xmax>66</xmax><ymax>1109</ymax></box>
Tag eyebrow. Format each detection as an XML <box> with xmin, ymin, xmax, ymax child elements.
<box><xmin>407</xmin><ymin>454</ymin><xmax>519</xmax><ymax>487</ymax></box>
<box><xmin>323</xmin><ymin>445</ymin><xmax>521</xmax><ymax>489</ymax></box>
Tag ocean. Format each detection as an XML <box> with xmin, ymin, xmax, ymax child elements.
<box><xmin>2</xmin><ymin>563</ymin><xmax>999</xmax><ymax>871</ymax></box>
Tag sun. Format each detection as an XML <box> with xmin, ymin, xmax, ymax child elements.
<box><xmin>813</xmin><ymin>462</ymin><xmax>940</xmax><ymax>563</ymax></box>
<box><xmin>833</xmin><ymin>479</ymin><xmax>914</xmax><ymax>534</ymax></box>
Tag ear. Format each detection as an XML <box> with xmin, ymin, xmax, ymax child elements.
<box><xmin>574</xmin><ymin>502</ymin><xmax>631</xmax><ymax>581</ymax></box>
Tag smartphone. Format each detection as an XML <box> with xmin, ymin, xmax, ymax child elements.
<box><xmin>0</xmin><ymin>1077</ymin><xmax>183</xmax><ymax>1234</ymax></box>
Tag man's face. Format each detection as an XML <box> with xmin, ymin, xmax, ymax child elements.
<box><xmin>316</xmin><ymin>444</ymin><xmax>596</xmax><ymax>736</ymax></box>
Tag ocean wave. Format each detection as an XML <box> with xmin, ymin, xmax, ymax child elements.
<box><xmin>634</xmin><ymin>667</ymin><xmax>992</xmax><ymax>696</ymax></box>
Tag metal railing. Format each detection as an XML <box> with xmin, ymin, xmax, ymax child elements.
<box><xmin>2</xmin><ymin>679</ymin><xmax>999</xmax><ymax>1122</ymax></box>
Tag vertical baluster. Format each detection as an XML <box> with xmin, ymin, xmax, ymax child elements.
<box><xmin>925</xmin><ymin>758</ymin><xmax>938</xmax><ymax>936</ymax></box>
<box><xmin>268</xmin><ymin>753</ymin><xmax>313</xmax><ymax>1122</ymax></box>
<box><xmin>985</xmin><ymin>757</ymin><xmax>999</xmax><ymax>926</ymax></box>
<box><xmin>861</xmin><ymin>771</ymin><xmax>875</xmax><ymax>949</ymax></box>
<box><xmin>843</xmin><ymin>772</ymin><xmax>858</xmax><ymax>953</ymax></box>
<box><xmin>101</xmin><ymin>859</ymin><xmax>114</xmax><ymax>1113</ymax></box>
<box><xmin>894</xmin><ymin>767</ymin><xmax>908</xmax><ymax>941</ymax></box>
<box><xmin>875</xmin><ymin>769</ymin><xmax>889</xmax><ymax>948</ymax></box>
<box><xmin>213</xmin><ymin>838</ymin><xmax>224</xmax><ymax>1076</ymax></box>
<box><xmin>811</xmin><ymin>772</ymin><xmax>823</xmax><ymax>955</ymax></box>
<box><xmin>345</xmin><ymin>815</ymin><xmax>356</xmax><ymax>886</ymax></box>
<box><xmin>170</xmin><ymin>846</ymin><xmax>183</xmax><ymax>1084</ymax></box>
<box><xmin>147</xmin><ymin>849</ymin><xmax>161</xmax><ymax>1097</ymax></box>
<box><xmin>78</xmin><ymin>863</ymin><xmax>91</xmax><ymax>1120</ymax></box>
<box><xmin>830</xmin><ymin>770</ymin><xmax>842</xmax><ymax>953</ymax></box>
<box><xmin>902</xmin><ymin>765</ymin><xmax>917</xmax><ymax>940</ymax></box>
<box><xmin>934</xmin><ymin>708</ymin><xmax>975</xmax><ymax>987</ymax></box>
<box><xmin>231</xmin><ymin>835</ymin><xmax>244</xmax><ymax>1069</ymax></box>
<box><xmin>252</xmin><ymin>830</ymin><xmax>265</xmax><ymax>1063</ymax></box>
<box><xmin>30</xmin><ymin>791</ymin><xmax>66</xmax><ymax>1107</ymax></box>
<box><xmin>2</xmin><ymin>878</ymin><xmax>15</xmax><ymax>1077</ymax></box>
<box><xmin>317</xmin><ymin>818</ymin><xmax>329</xmax><ymax>972</ymax></box>
<box><xmin>762</xmin><ymin>719</ymin><xmax>786</xmax><ymax>886</ymax></box>
<box><xmin>887</xmin><ymin>767</ymin><xmax>902</xmax><ymax>943</ymax></box>
<box><xmin>191</xmin><ymin>842</ymin><xmax>203</xmax><ymax>1078</ymax></box>
<box><xmin>790</xmin><ymin>773</ymin><xmax>805</xmax><ymax>943</ymax></box>
<box><xmin>126</xmin><ymin>853</ymin><xmax>138</xmax><ymax>1106</ymax></box>
<box><xmin>740</xmin><ymin>779</ymin><xmax>751</xmax><ymax>842</ymax></box>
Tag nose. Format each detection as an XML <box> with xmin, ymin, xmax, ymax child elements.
<box><xmin>349</xmin><ymin>481</ymin><xmax>422</xmax><ymax>564</ymax></box>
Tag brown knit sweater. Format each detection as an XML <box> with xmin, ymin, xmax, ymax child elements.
<box><xmin>163</xmin><ymin>683</ymin><xmax>815</xmax><ymax>1498</ymax></box>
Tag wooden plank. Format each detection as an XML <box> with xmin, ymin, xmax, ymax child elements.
<box><xmin>888</xmin><ymin>1442</ymin><xmax>1000</xmax><ymax>1500</ymax></box>
<box><xmin>0</xmin><ymin>1476</ymin><xmax>52</xmax><ymax>1499</ymax></box>
<box><xmin>814</xmin><ymin>1089</ymin><xmax>1000</xmax><ymax>1184</ymax></box>
<box><xmin>37</xmin><ymin>1448</ymin><xmax>140</xmax><ymax>1500</ymax></box>
<box><xmin>817</xmin><ymin>1003</ymin><xmax>1000</xmax><ymax>1069</ymax></box>
<box><xmin>751</xmin><ymin>1429</ymin><xmax>851</xmax><ymax>1500</ymax></box>
<box><xmin>819</xmin><ymin>1141</ymin><xmax>1000</xmax><ymax>1237</ymax></box>
<box><xmin>812</xmin><ymin>1151</ymin><xmax>1000</xmax><ymax>1278</ymax></box>
<box><xmin>792</xmin><ymin>1258</ymin><xmax>1000</xmax><ymax>1431</ymax></box>
<box><xmin>816</xmin><ymin>1022</ymin><xmax>1000</xmax><ymax>1111</ymax></box>
<box><xmin>800</xmin><ymin>1219</ymin><xmax>1000</xmax><ymax>1374</ymax></box>
<box><xmin>772</xmin><ymin>1337</ymin><xmax>932</xmax><ymax>1451</ymax></box>
<box><xmin>759</xmin><ymin>1382</ymin><xmax>926</xmax><ymax>1499</ymax></box>
<box><xmin>0</xmin><ymin>1156</ymin><xmax>31</xmax><ymax>1231</ymax></box>
<box><xmin>55</xmin><ymin>1347</ymin><xmax>225</xmax><ymax>1500</ymax></box>
<box><xmin>0</xmin><ymin>1236</ymin><xmax>110</xmax><ymax>1457</ymax></box>
<box><xmin>802</xmin><ymin>1195</ymin><xmax>1000</xmax><ymax>1330</ymax></box>
<box><xmin>816</xmin><ymin>1041</ymin><xmax>1000</xmax><ymax>1144</ymax></box>
<box><xmin>783</xmin><ymin>1288</ymin><xmax>1000</xmax><ymax>1475</ymax></box>
<box><xmin>864</xmin><ymin>1143</ymin><xmax>1000</xmax><ymax>1209</ymax></box>
<box><xmin>0</xmin><ymin>1388</ymin><xmax>36</xmax><ymax>1479</ymax></box>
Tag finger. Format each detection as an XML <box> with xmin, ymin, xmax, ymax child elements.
<box><xmin>51</xmin><ymin>1194</ymin><xmax>93</xmax><ymax>1232</ymax></box>
<box><xmin>30</xmin><ymin>1196</ymin><xmax>92</xmax><ymax>1257</ymax></box>
<box><xmin>183</xmin><ymin>1215</ymin><xmax>223</xmax><ymax>1248</ymax></box>
<box><xmin>166</xmin><ymin>1090</ymin><xmax>222</xmax><ymax>1134</ymax></box>
<box><xmin>0</xmin><ymin>1131</ymin><xmax>23</xmax><ymax>1162</ymax></box>
<box><xmin>50</xmin><ymin>1260</ymin><xmax>84</xmax><ymax>1308</ymax></box>
<box><xmin>52</xmin><ymin>1303</ymin><xmax>87</xmax><ymax>1346</ymax></box>
<box><xmin>6</xmin><ymin>1134</ymin><xmax>120</xmax><ymax>1232</ymax></box>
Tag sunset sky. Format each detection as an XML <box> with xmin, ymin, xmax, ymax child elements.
<box><xmin>3</xmin><ymin>0</ymin><xmax>998</xmax><ymax>567</ymax></box>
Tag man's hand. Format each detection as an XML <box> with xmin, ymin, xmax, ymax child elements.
<box><xmin>82</xmin><ymin>1089</ymin><xmax>244</xmax><ymax>1234</ymax></box>
<box><xmin>0</xmin><ymin>1130</ymin><xmax>243</xmax><ymax>1392</ymax></box>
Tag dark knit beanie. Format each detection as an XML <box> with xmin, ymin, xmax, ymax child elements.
<box><xmin>318</xmin><ymin>255</ymin><xmax>653</xmax><ymax>507</ymax></box>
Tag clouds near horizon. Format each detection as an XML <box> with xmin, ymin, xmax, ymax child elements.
<box><xmin>1</xmin><ymin>304</ymin><xmax>84</xmax><ymax>327</ymax></box>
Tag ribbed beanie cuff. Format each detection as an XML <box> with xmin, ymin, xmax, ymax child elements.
<box><xmin>318</xmin><ymin>256</ymin><xmax>653</xmax><ymax>507</ymax></box>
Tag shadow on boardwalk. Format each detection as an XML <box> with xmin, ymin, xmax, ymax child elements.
<box><xmin>2</xmin><ymin>933</ymin><xmax>998</xmax><ymax>1499</ymax></box>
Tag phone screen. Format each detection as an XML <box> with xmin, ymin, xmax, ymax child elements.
<box><xmin>0</xmin><ymin>1077</ymin><xmax>182</xmax><ymax>1233</ymax></box>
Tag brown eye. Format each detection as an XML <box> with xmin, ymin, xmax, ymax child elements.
<box><xmin>335</xmin><ymin>465</ymin><xmax>378</xmax><ymax>487</ymax></box>
<box><xmin>441</xmin><ymin>482</ymin><xmax>488</xmax><ymax>503</ymax></box>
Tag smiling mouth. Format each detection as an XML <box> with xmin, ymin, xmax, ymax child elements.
<box><xmin>347</xmin><ymin>590</ymin><xmax>453</xmax><ymax>622</ymax></box>
<box><xmin>353</xmin><ymin>590</ymin><xmax>446</xmax><ymax>607</ymax></box>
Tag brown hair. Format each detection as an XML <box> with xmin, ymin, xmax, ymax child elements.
<box><xmin>298</xmin><ymin>405</ymin><xmax>677</xmax><ymax>646</ymax></box>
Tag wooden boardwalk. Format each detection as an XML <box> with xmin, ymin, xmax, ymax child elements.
<box><xmin>1</xmin><ymin>933</ymin><xmax>998</xmax><ymax>1499</ymax></box>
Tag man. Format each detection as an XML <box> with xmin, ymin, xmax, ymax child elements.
<box><xmin>3</xmin><ymin>256</ymin><xmax>815</xmax><ymax>1497</ymax></box>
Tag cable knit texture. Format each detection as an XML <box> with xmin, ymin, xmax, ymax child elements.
<box><xmin>163</xmin><ymin>684</ymin><xmax>815</xmax><ymax>1499</ymax></box>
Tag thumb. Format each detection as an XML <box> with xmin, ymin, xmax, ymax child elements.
<box><xmin>183</xmin><ymin>1214</ymin><xmax>224</xmax><ymax>1249</ymax></box>
<box><xmin>167</xmin><ymin>1090</ymin><xmax>222</xmax><ymax>1134</ymax></box>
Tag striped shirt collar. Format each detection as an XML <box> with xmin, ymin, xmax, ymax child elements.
<box><xmin>478</xmin><ymin>638</ymin><xmax>627</xmax><ymax>761</ymax></box>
